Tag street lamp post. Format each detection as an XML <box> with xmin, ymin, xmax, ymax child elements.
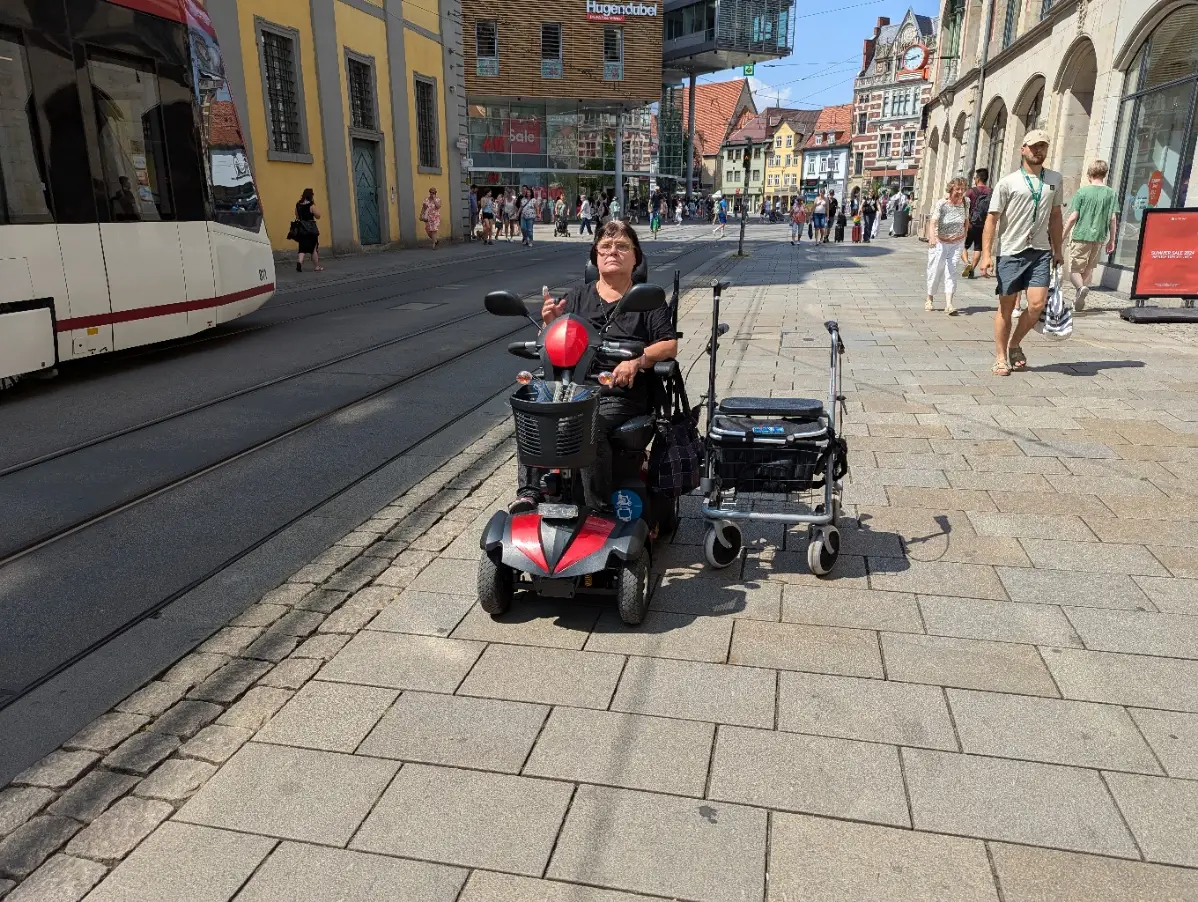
<box><xmin>738</xmin><ymin>139</ymin><xmax>751</xmax><ymax>256</ymax></box>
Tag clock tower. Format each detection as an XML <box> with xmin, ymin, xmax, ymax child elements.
<box><xmin>849</xmin><ymin>9</ymin><xmax>939</xmax><ymax>200</ymax></box>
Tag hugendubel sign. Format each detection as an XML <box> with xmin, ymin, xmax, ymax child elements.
<box><xmin>1131</xmin><ymin>208</ymin><xmax>1198</xmax><ymax>299</ymax></box>
<box><xmin>586</xmin><ymin>0</ymin><xmax>657</xmax><ymax>21</ymax></box>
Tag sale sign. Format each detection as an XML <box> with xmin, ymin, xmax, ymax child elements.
<box><xmin>1148</xmin><ymin>171</ymin><xmax>1164</xmax><ymax>206</ymax></box>
<box><xmin>1131</xmin><ymin>209</ymin><xmax>1198</xmax><ymax>299</ymax></box>
<box><xmin>480</xmin><ymin>118</ymin><xmax>542</xmax><ymax>153</ymax></box>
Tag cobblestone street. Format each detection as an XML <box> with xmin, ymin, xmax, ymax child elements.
<box><xmin>3</xmin><ymin>229</ymin><xmax>1198</xmax><ymax>901</ymax></box>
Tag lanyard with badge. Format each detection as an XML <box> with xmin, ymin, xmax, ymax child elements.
<box><xmin>1020</xmin><ymin>165</ymin><xmax>1044</xmax><ymax>223</ymax></box>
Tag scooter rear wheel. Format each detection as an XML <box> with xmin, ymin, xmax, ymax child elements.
<box><xmin>616</xmin><ymin>553</ymin><xmax>650</xmax><ymax>626</ymax></box>
<box><xmin>478</xmin><ymin>554</ymin><xmax>514</xmax><ymax>616</ymax></box>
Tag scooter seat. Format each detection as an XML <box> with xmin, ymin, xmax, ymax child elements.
<box><xmin>610</xmin><ymin>414</ymin><xmax>655</xmax><ymax>452</ymax></box>
<box><xmin>719</xmin><ymin>396</ymin><xmax>824</xmax><ymax>419</ymax></box>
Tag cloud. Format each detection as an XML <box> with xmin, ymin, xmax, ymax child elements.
<box><xmin>747</xmin><ymin>76</ymin><xmax>794</xmax><ymax>107</ymax></box>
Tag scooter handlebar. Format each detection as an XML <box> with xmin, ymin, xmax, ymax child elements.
<box><xmin>507</xmin><ymin>341</ymin><xmax>540</xmax><ymax>360</ymax></box>
<box><xmin>598</xmin><ymin>340</ymin><xmax>644</xmax><ymax>361</ymax></box>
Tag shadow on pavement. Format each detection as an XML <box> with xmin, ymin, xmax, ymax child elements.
<box><xmin>1035</xmin><ymin>360</ymin><xmax>1146</xmax><ymax>376</ymax></box>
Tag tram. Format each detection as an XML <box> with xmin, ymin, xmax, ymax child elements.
<box><xmin>0</xmin><ymin>0</ymin><xmax>274</xmax><ymax>386</ymax></box>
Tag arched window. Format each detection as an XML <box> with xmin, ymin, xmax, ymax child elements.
<box><xmin>986</xmin><ymin>106</ymin><xmax>1007</xmax><ymax>174</ymax></box>
<box><xmin>1023</xmin><ymin>85</ymin><xmax>1043</xmax><ymax>130</ymax></box>
<box><xmin>1108</xmin><ymin>5</ymin><xmax>1198</xmax><ymax>267</ymax></box>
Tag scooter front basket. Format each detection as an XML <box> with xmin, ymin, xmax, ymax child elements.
<box><xmin>510</xmin><ymin>385</ymin><xmax>600</xmax><ymax>470</ymax></box>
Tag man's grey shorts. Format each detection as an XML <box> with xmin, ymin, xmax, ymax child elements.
<box><xmin>995</xmin><ymin>249</ymin><xmax>1052</xmax><ymax>297</ymax></box>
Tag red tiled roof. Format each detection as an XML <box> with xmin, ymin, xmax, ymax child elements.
<box><xmin>728</xmin><ymin>107</ymin><xmax>821</xmax><ymax>144</ymax></box>
<box><xmin>803</xmin><ymin>103</ymin><xmax>853</xmax><ymax>148</ymax></box>
<box><xmin>680</xmin><ymin>79</ymin><xmax>755</xmax><ymax>158</ymax></box>
<box><xmin>208</xmin><ymin>100</ymin><xmax>244</xmax><ymax>149</ymax></box>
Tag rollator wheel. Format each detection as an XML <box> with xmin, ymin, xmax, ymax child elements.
<box><xmin>807</xmin><ymin>526</ymin><xmax>840</xmax><ymax>577</ymax></box>
<box><xmin>704</xmin><ymin>522</ymin><xmax>742</xmax><ymax>569</ymax></box>
<box><xmin>616</xmin><ymin>553</ymin><xmax>651</xmax><ymax>626</ymax></box>
<box><xmin>478</xmin><ymin>554</ymin><xmax>514</xmax><ymax>616</ymax></box>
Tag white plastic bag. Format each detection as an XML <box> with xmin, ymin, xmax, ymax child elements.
<box><xmin>1035</xmin><ymin>267</ymin><xmax>1073</xmax><ymax>340</ymax></box>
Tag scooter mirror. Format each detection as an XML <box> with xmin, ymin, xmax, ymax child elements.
<box><xmin>617</xmin><ymin>283</ymin><xmax>666</xmax><ymax>314</ymax></box>
<box><xmin>484</xmin><ymin>290</ymin><xmax>529</xmax><ymax>317</ymax></box>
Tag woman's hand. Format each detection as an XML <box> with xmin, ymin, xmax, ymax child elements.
<box><xmin>541</xmin><ymin>293</ymin><xmax>567</xmax><ymax>325</ymax></box>
<box><xmin>611</xmin><ymin>358</ymin><xmax>641</xmax><ymax>388</ymax></box>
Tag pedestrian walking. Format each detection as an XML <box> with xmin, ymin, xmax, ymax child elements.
<box><xmin>649</xmin><ymin>199</ymin><xmax>662</xmax><ymax>239</ymax></box>
<box><xmin>293</xmin><ymin>188</ymin><xmax>323</xmax><ymax>272</ymax></box>
<box><xmin>961</xmin><ymin>168</ymin><xmax>991</xmax><ymax>277</ymax></box>
<box><xmin>888</xmin><ymin>190</ymin><xmax>907</xmax><ymax>236</ymax></box>
<box><xmin>925</xmin><ymin>177</ymin><xmax>969</xmax><ymax>315</ymax></box>
<box><xmin>519</xmin><ymin>186</ymin><xmax>538</xmax><ymax>246</ymax></box>
<box><xmin>579</xmin><ymin>196</ymin><xmax>594</xmax><ymax>235</ymax></box>
<box><xmin>978</xmin><ymin>129</ymin><xmax>1064</xmax><ymax>376</ymax></box>
<box><xmin>480</xmin><ymin>191</ymin><xmax>496</xmax><ymax>244</ymax></box>
<box><xmin>790</xmin><ymin>198</ymin><xmax>807</xmax><ymax>245</ymax></box>
<box><xmin>811</xmin><ymin>191</ymin><xmax>828</xmax><ymax>244</ymax></box>
<box><xmin>826</xmin><ymin>191</ymin><xmax>839</xmax><ymax>243</ymax></box>
<box><xmin>609</xmin><ymin>195</ymin><xmax>622</xmax><ymax>223</ymax></box>
<box><xmin>503</xmin><ymin>190</ymin><xmax>518</xmax><ymax>241</ymax></box>
<box><xmin>713</xmin><ymin>197</ymin><xmax>728</xmax><ymax>237</ymax></box>
<box><xmin>862</xmin><ymin>194</ymin><xmax>877</xmax><ymax>243</ymax></box>
<box><xmin>420</xmin><ymin>187</ymin><xmax>441</xmax><ymax>248</ymax></box>
<box><xmin>468</xmin><ymin>187</ymin><xmax>479</xmax><ymax>242</ymax></box>
<box><xmin>1062</xmin><ymin>159</ymin><xmax>1118</xmax><ymax>310</ymax></box>
<box><xmin>675</xmin><ymin>199</ymin><xmax>683</xmax><ymax>225</ymax></box>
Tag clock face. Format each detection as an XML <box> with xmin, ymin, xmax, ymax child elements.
<box><xmin>903</xmin><ymin>45</ymin><xmax>926</xmax><ymax>70</ymax></box>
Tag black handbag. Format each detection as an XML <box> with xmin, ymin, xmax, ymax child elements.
<box><xmin>808</xmin><ymin>222</ymin><xmax>813</xmax><ymax>239</ymax></box>
<box><xmin>650</xmin><ymin>406</ymin><xmax>704</xmax><ymax>497</ymax></box>
<box><xmin>287</xmin><ymin>220</ymin><xmax>300</xmax><ymax>242</ymax></box>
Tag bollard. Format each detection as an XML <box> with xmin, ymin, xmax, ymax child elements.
<box><xmin>737</xmin><ymin>214</ymin><xmax>747</xmax><ymax>257</ymax></box>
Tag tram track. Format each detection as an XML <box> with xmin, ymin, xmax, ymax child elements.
<box><xmin>0</xmin><ymin>235</ymin><xmax>729</xmax><ymax>726</ymax></box>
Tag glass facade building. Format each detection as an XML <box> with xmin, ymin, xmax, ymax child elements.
<box><xmin>467</xmin><ymin>103</ymin><xmax>657</xmax><ymax>205</ymax></box>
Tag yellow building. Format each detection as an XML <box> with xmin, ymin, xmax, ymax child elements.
<box><xmin>763</xmin><ymin>121</ymin><xmax>805</xmax><ymax>210</ymax></box>
<box><xmin>209</xmin><ymin>0</ymin><xmax>461</xmax><ymax>252</ymax></box>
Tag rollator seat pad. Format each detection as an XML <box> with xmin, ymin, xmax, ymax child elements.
<box><xmin>711</xmin><ymin>415</ymin><xmax>829</xmax><ymax>443</ymax></box>
<box><xmin>719</xmin><ymin>396</ymin><xmax>824</xmax><ymax>419</ymax></box>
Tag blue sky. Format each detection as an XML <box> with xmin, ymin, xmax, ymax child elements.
<box><xmin>697</xmin><ymin>1</ymin><xmax>941</xmax><ymax>109</ymax></box>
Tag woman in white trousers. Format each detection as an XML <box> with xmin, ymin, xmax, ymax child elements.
<box><xmin>925</xmin><ymin>177</ymin><xmax>969</xmax><ymax>315</ymax></box>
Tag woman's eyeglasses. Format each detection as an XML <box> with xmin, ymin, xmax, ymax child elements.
<box><xmin>596</xmin><ymin>241</ymin><xmax>633</xmax><ymax>255</ymax></box>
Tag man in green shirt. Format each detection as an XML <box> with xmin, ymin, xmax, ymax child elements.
<box><xmin>1063</xmin><ymin>159</ymin><xmax>1118</xmax><ymax>310</ymax></box>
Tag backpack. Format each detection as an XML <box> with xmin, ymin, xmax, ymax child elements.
<box><xmin>969</xmin><ymin>188</ymin><xmax>991</xmax><ymax>227</ymax></box>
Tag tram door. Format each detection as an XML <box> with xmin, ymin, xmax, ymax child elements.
<box><xmin>352</xmin><ymin>139</ymin><xmax>381</xmax><ymax>245</ymax></box>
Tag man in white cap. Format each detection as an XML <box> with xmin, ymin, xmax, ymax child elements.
<box><xmin>978</xmin><ymin>129</ymin><xmax>1064</xmax><ymax>376</ymax></box>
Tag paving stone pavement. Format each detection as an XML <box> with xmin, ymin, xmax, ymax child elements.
<box><xmin>3</xmin><ymin>230</ymin><xmax>1198</xmax><ymax>901</ymax></box>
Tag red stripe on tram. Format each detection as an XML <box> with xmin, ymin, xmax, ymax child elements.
<box><xmin>56</xmin><ymin>283</ymin><xmax>275</xmax><ymax>333</ymax></box>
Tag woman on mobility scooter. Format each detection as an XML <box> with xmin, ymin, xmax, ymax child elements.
<box><xmin>479</xmin><ymin>221</ymin><xmax>689</xmax><ymax>625</ymax></box>
<box><xmin>510</xmin><ymin>221</ymin><xmax>679</xmax><ymax>515</ymax></box>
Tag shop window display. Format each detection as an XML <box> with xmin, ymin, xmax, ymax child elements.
<box><xmin>1110</xmin><ymin>7</ymin><xmax>1198</xmax><ymax>268</ymax></box>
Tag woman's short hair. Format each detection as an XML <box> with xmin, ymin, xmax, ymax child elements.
<box><xmin>589</xmin><ymin>219</ymin><xmax>644</xmax><ymax>268</ymax></box>
<box><xmin>301</xmin><ymin>188</ymin><xmax>315</xmax><ymax>202</ymax></box>
<box><xmin>1087</xmin><ymin>159</ymin><xmax>1110</xmax><ymax>179</ymax></box>
<box><xmin>947</xmin><ymin>176</ymin><xmax>968</xmax><ymax>194</ymax></box>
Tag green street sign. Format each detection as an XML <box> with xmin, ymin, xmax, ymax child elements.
<box><xmin>743</xmin><ymin>64</ymin><xmax>755</xmax><ymax>76</ymax></box>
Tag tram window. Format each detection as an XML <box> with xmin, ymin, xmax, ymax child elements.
<box><xmin>88</xmin><ymin>53</ymin><xmax>174</xmax><ymax>222</ymax></box>
<box><xmin>158</xmin><ymin>62</ymin><xmax>208</xmax><ymax>222</ymax></box>
<box><xmin>0</xmin><ymin>32</ymin><xmax>53</xmax><ymax>224</ymax></box>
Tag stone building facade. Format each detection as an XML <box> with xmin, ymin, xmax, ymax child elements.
<box><xmin>917</xmin><ymin>0</ymin><xmax>1197</xmax><ymax>291</ymax></box>
<box><xmin>851</xmin><ymin>12</ymin><xmax>939</xmax><ymax>200</ymax></box>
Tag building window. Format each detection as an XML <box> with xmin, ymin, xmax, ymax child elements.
<box><xmin>603</xmin><ymin>27</ymin><xmax>623</xmax><ymax>81</ymax></box>
<box><xmin>775</xmin><ymin>136</ymin><xmax>782</xmax><ymax>148</ymax></box>
<box><xmin>1001</xmin><ymin>0</ymin><xmax>1019</xmax><ymax>49</ymax></box>
<box><xmin>878</xmin><ymin>133</ymin><xmax>892</xmax><ymax>158</ymax></box>
<box><xmin>414</xmin><ymin>74</ymin><xmax>439</xmax><ymax>172</ymax></box>
<box><xmin>901</xmin><ymin>130</ymin><xmax>916</xmax><ymax>157</ymax></box>
<box><xmin>854</xmin><ymin>152</ymin><xmax>864</xmax><ymax>175</ymax></box>
<box><xmin>257</xmin><ymin>20</ymin><xmax>310</xmax><ymax>162</ymax></box>
<box><xmin>1109</xmin><ymin>5</ymin><xmax>1198</xmax><ymax>267</ymax></box>
<box><xmin>476</xmin><ymin>21</ymin><xmax>498</xmax><ymax>76</ymax></box>
<box><xmin>752</xmin><ymin>169</ymin><xmax>760</xmax><ymax>181</ymax></box>
<box><xmin>347</xmin><ymin>57</ymin><xmax>375</xmax><ymax>131</ymax></box>
<box><xmin>814</xmin><ymin>134</ymin><xmax>822</xmax><ymax>145</ymax></box>
<box><xmin>785</xmin><ymin>134</ymin><xmax>792</xmax><ymax>147</ymax></box>
<box><xmin>541</xmin><ymin>23</ymin><xmax>563</xmax><ymax>78</ymax></box>
<box><xmin>857</xmin><ymin>112</ymin><xmax>867</xmax><ymax>134</ymax></box>
<box><xmin>986</xmin><ymin>107</ymin><xmax>1006</xmax><ymax>174</ymax></box>
<box><xmin>754</xmin><ymin>146</ymin><xmax>761</xmax><ymax>158</ymax></box>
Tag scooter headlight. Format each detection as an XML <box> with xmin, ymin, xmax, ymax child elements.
<box><xmin>597</xmin><ymin>371</ymin><xmax>614</xmax><ymax>387</ymax></box>
<box><xmin>516</xmin><ymin>371</ymin><xmax>533</xmax><ymax>385</ymax></box>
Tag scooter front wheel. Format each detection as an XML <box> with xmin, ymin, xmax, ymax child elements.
<box><xmin>478</xmin><ymin>554</ymin><xmax>514</xmax><ymax>616</ymax></box>
<box><xmin>616</xmin><ymin>553</ymin><xmax>650</xmax><ymax>626</ymax></box>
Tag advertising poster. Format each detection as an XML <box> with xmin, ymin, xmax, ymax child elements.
<box><xmin>1131</xmin><ymin>208</ymin><xmax>1198</xmax><ymax>299</ymax></box>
